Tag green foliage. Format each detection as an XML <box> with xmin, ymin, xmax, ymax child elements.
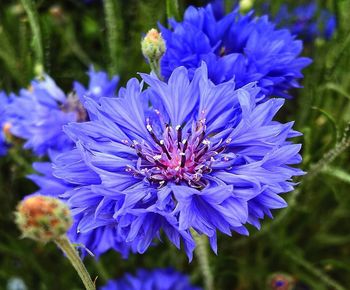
<box><xmin>1</xmin><ymin>0</ymin><xmax>350</xmax><ymax>289</ymax></box>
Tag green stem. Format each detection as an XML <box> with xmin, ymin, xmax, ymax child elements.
<box><xmin>103</xmin><ymin>0</ymin><xmax>119</xmax><ymax>75</ymax></box>
<box><xmin>55</xmin><ymin>235</ymin><xmax>96</xmax><ymax>290</ymax></box>
<box><xmin>166</xmin><ymin>0</ymin><xmax>179</xmax><ymax>21</ymax></box>
<box><xmin>150</xmin><ymin>59</ymin><xmax>163</xmax><ymax>80</ymax></box>
<box><xmin>20</xmin><ymin>0</ymin><xmax>44</xmax><ymax>75</ymax></box>
<box><xmin>285</xmin><ymin>250</ymin><xmax>346</xmax><ymax>290</ymax></box>
<box><xmin>192</xmin><ymin>231</ymin><xmax>214</xmax><ymax>290</ymax></box>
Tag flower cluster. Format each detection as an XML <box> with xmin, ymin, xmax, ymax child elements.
<box><xmin>49</xmin><ymin>64</ymin><xmax>303</xmax><ymax>259</ymax></box>
<box><xmin>160</xmin><ymin>3</ymin><xmax>311</xmax><ymax>98</ymax></box>
<box><xmin>273</xmin><ymin>3</ymin><xmax>337</xmax><ymax>42</ymax></box>
<box><xmin>100</xmin><ymin>268</ymin><xmax>201</xmax><ymax>290</ymax></box>
<box><xmin>5</xmin><ymin>68</ymin><xmax>119</xmax><ymax>156</ymax></box>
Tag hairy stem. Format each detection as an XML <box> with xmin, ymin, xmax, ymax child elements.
<box><xmin>20</xmin><ymin>0</ymin><xmax>44</xmax><ymax>75</ymax></box>
<box><xmin>103</xmin><ymin>0</ymin><xmax>119</xmax><ymax>75</ymax></box>
<box><xmin>192</xmin><ymin>231</ymin><xmax>214</xmax><ymax>290</ymax></box>
<box><xmin>55</xmin><ymin>235</ymin><xmax>96</xmax><ymax>290</ymax></box>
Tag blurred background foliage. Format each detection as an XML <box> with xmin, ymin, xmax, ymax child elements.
<box><xmin>0</xmin><ymin>0</ymin><xmax>350</xmax><ymax>289</ymax></box>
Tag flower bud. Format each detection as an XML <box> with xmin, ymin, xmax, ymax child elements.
<box><xmin>15</xmin><ymin>195</ymin><xmax>72</xmax><ymax>243</ymax></box>
<box><xmin>3</xmin><ymin>122</ymin><xmax>13</xmax><ymax>141</ymax></box>
<box><xmin>240</xmin><ymin>0</ymin><xmax>254</xmax><ymax>12</ymax></box>
<box><xmin>141</xmin><ymin>28</ymin><xmax>166</xmax><ymax>62</ymax></box>
<box><xmin>267</xmin><ymin>273</ymin><xmax>295</xmax><ymax>290</ymax></box>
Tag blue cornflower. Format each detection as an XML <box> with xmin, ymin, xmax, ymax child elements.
<box><xmin>6</xmin><ymin>69</ymin><xmax>119</xmax><ymax>156</ymax></box>
<box><xmin>160</xmin><ymin>3</ymin><xmax>311</xmax><ymax>98</ymax></box>
<box><xmin>0</xmin><ymin>92</ymin><xmax>11</xmax><ymax>156</ymax></box>
<box><xmin>51</xmin><ymin>64</ymin><xmax>303</xmax><ymax>259</ymax></box>
<box><xmin>100</xmin><ymin>268</ymin><xmax>201</xmax><ymax>290</ymax></box>
<box><xmin>274</xmin><ymin>3</ymin><xmax>337</xmax><ymax>42</ymax></box>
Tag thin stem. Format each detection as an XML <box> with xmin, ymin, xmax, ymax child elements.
<box><xmin>103</xmin><ymin>0</ymin><xmax>119</xmax><ymax>75</ymax></box>
<box><xmin>150</xmin><ymin>59</ymin><xmax>163</xmax><ymax>80</ymax></box>
<box><xmin>166</xmin><ymin>0</ymin><xmax>180</xmax><ymax>21</ymax></box>
<box><xmin>285</xmin><ymin>250</ymin><xmax>346</xmax><ymax>290</ymax></box>
<box><xmin>192</xmin><ymin>231</ymin><xmax>214</xmax><ymax>290</ymax></box>
<box><xmin>55</xmin><ymin>235</ymin><xmax>96</xmax><ymax>290</ymax></box>
<box><xmin>20</xmin><ymin>0</ymin><xmax>44</xmax><ymax>75</ymax></box>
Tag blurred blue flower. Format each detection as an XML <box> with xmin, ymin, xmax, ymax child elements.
<box><xmin>160</xmin><ymin>3</ymin><xmax>311</xmax><ymax>98</ymax></box>
<box><xmin>274</xmin><ymin>2</ymin><xmax>337</xmax><ymax>42</ymax></box>
<box><xmin>0</xmin><ymin>92</ymin><xmax>11</xmax><ymax>156</ymax></box>
<box><xmin>5</xmin><ymin>76</ymin><xmax>78</xmax><ymax>156</ymax></box>
<box><xmin>100</xmin><ymin>268</ymin><xmax>201</xmax><ymax>290</ymax></box>
<box><xmin>6</xmin><ymin>69</ymin><xmax>119</xmax><ymax>156</ymax></box>
<box><xmin>51</xmin><ymin>64</ymin><xmax>303</xmax><ymax>259</ymax></box>
<box><xmin>74</xmin><ymin>67</ymin><xmax>119</xmax><ymax>102</ymax></box>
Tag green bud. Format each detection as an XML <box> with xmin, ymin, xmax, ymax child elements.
<box><xmin>141</xmin><ymin>28</ymin><xmax>166</xmax><ymax>62</ymax></box>
<box><xmin>15</xmin><ymin>195</ymin><xmax>72</xmax><ymax>243</ymax></box>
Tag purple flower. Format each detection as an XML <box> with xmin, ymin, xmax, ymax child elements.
<box><xmin>100</xmin><ymin>268</ymin><xmax>201</xmax><ymax>290</ymax></box>
<box><xmin>50</xmin><ymin>64</ymin><xmax>303</xmax><ymax>259</ymax></box>
<box><xmin>160</xmin><ymin>3</ymin><xmax>311</xmax><ymax>98</ymax></box>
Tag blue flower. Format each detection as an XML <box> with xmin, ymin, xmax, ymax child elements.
<box><xmin>160</xmin><ymin>3</ymin><xmax>311</xmax><ymax>98</ymax></box>
<box><xmin>274</xmin><ymin>3</ymin><xmax>337</xmax><ymax>42</ymax></box>
<box><xmin>51</xmin><ymin>64</ymin><xmax>303</xmax><ymax>259</ymax></box>
<box><xmin>100</xmin><ymin>268</ymin><xmax>201</xmax><ymax>290</ymax></box>
<box><xmin>6</xmin><ymin>69</ymin><xmax>119</xmax><ymax>156</ymax></box>
<box><xmin>0</xmin><ymin>92</ymin><xmax>11</xmax><ymax>156</ymax></box>
<box><xmin>74</xmin><ymin>67</ymin><xmax>119</xmax><ymax>102</ymax></box>
<box><xmin>5</xmin><ymin>76</ymin><xmax>78</xmax><ymax>156</ymax></box>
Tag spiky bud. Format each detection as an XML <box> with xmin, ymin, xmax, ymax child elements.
<box><xmin>15</xmin><ymin>195</ymin><xmax>72</xmax><ymax>243</ymax></box>
<box><xmin>141</xmin><ymin>28</ymin><xmax>166</xmax><ymax>62</ymax></box>
<box><xmin>267</xmin><ymin>273</ymin><xmax>296</xmax><ymax>290</ymax></box>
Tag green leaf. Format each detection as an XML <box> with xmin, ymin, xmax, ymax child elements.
<box><xmin>323</xmin><ymin>83</ymin><xmax>350</xmax><ymax>100</ymax></box>
<box><xmin>312</xmin><ymin>106</ymin><xmax>338</xmax><ymax>143</ymax></box>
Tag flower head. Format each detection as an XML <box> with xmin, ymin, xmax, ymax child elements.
<box><xmin>6</xmin><ymin>69</ymin><xmax>119</xmax><ymax>156</ymax></box>
<box><xmin>15</xmin><ymin>195</ymin><xmax>72</xmax><ymax>243</ymax></box>
<box><xmin>51</xmin><ymin>64</ymin><xmax>303</xmax><ymax>259</ymax></box>
<box><xmin>267</xmin><ymin>273</ymin><xmax>295</xmax><ymax>290</ymax></box>
<box><xmin>160</xmin><ymin>3</ymin><xmax>311</xmax><ymax>98</ymax></box>
<box><xmin>6</xmin><ymin>76</ymin><xmax>77</xmax><ymax>156</ymax></box>
<box><xmin>100</xmin><ymin>268</ymin><xmax>201</xmax><ymax>290</ymax></box>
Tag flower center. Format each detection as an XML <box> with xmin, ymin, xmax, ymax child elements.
<box><xmin>125</xmin><ymin>115</ymin><xmax>231</xmax><ymax>189</ymax></box>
